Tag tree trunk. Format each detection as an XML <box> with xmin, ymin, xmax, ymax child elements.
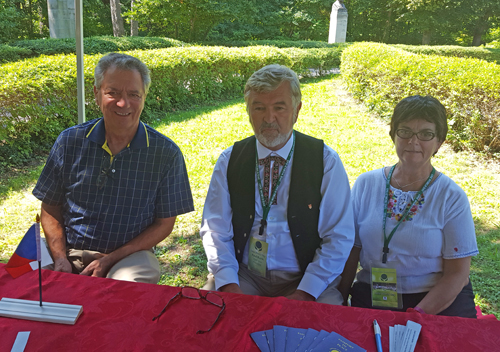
<box><xmin>382</xmin><ymin>8</ymin><xmax>392</xmax><ymax>43</ymax></box>
<box><xmin>203</xmin><ymin>27</ymin><xmax>211</xmax><ymax>41</ymax></box>
<box><xmin>472</xmin><ymin>15</ymin><xmax>490</xmax><ymax>46</ymax></box>
<box><xmin>472</xmin><ymin>31</ymin><xmax>483</xmax><ymax>46</ymax></box>
<box><xmin>110</xmin><ymin>0</ymin><xmax>125</xmax><ymax>37</ymax></box>
<box><xmin>422</xmin><ymin>30</ymin><xmax>431</xmax><ymax>45</ymax></box>
<box><xmin>38</xmin><ymin>3</ymin><xmax>44</xmax><ymax>34</ymax></box>
<box><xmin>130</xmin><ymin>0</ymin><xmax>138</xmax><ymax>36</ymax></box>
<box><xmin>189</xmin><ymin>7</ymin><xmax>197</xmax><ymax>42</ymax></box>
<box><xmin>27</xmin><ymin>0</ymin><xmax>34</xmax><ymax>38</ymax></box>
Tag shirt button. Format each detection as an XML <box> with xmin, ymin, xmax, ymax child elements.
<box><xmin>268</xmin><ymin>233</ymin><xmax>273</xmax><ymax>237</ymax></box>
<box><xmin>269</xmin><ymin>216</ymin><xmax>275</xmax><ymax>221</ymax></box>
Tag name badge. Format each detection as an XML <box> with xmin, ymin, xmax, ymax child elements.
<box><xmin>370</xmin><ymin>261</ymin><xmax>402</xmax><ymax>309</ymax></box>
<box><xmin>248</xmin><ymin>237</ymin><xmax>268</xmax><ymax>278</ymax></box>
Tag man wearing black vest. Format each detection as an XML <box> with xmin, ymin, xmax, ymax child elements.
<box><xmin>200</xmin><ymin>65</ymin><xmax>354</xmax><ymax>304</ymax></box>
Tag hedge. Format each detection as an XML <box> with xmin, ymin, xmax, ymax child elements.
<box><xmin>0</xmin><ymin>44</ymin><xmax>32</xmax><ymax>64</ymax></box>
<box><xmin>486</xmin><ymin>41</ymin><xmax>500</xmax><ymax>49</ymax></box>
<box><xmin>201</xmin><ymin>39</ymin><xmax>351</xmax><ymax>49</ymax></box>
<box><xmin>341</xmin><ymin>42</ymin><xmax>500</xmax><ymax>154</ymax></box>
<box><xmin>393</xmin><ymin>44</ymin><xmax>500</xmax><ymax>64</ymax></box>
<box><xmin>1</xmin><ymin>38</ymin><xmax>349</xmax><ymax>65</ymax></box>
<box><xmin>0</xmin><ymin>36</ymin><xmax>184</xmax><ymax>63</ymax></box>
<box><xmin>0</xmin><ymin>46</ymin><xmax>342</xmax><ymax>170</ymax></box>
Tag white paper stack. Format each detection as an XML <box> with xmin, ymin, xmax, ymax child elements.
<box><xmin>389</xmin><ymin>320</ymin><xmax>421</xmax><ymax>352</ymax></box>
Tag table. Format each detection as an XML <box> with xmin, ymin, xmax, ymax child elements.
<box><xmin>1</xmin><ymin>264</ymin><xmax>499</xmax><ymax>351</ymax></box>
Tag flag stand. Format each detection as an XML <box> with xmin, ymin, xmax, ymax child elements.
<box><xmin>0</xmin><ymin>297</ymin><xmax>82</xmax><ymax>325</ymax></box>
<box><xmin>1</xmin><ymin>215</ymin><xmax>83</xmax><ymax>325</ymax></box>
<box><xmin>1</xmin><ymin>258</ymin><xmax>83</xmax><ymax>325</ymax></box>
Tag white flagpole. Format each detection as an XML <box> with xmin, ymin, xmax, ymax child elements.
<box><xmin>75</xmin><ymin>0</ymin><xmax>85</xmax><ymax>124</ymax></box>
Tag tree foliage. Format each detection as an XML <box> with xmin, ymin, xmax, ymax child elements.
<box><xmin>1</xmin><ymin>0</ymin><xmax>500</xmax><ymax>46</ymax></box>
<box><xmin>0</xmin><ymin>0</ymin><xmax>49</xmax><ymax>43</ymax></box>
<box><xmin>345</xmin><ymin>0</ymin><xmax>500</xmax><ymax>45</ymax></box>
<box><xmin>83</xmin><ymin>0</ymin><xmax>113</xmax><ymax>37</ymax></box>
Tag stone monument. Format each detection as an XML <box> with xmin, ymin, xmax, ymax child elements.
<box><xmin>47</xmin><ymin>0</ymin><xmax>75</xmax><ymax>39</ymax></box>
<box><xmin>328</xmin><ymin>0</ymin><xmax>348</xmax><ymax>43</ymax></box>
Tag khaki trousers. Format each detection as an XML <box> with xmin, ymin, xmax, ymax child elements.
<box><xmin>203</xmin><ymin>263</ymin><xmax>343</xmax><ymax>305</ymax></box>
<box><xmin>44</xmin><ymin>248</ymin><xmax>160</xmax><ymax>284</ymax></box>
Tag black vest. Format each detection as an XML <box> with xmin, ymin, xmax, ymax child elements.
<box><xmin>227</xmin><ymin>131</ymin><xmax>324</xmax><ymax>272</ymax></box>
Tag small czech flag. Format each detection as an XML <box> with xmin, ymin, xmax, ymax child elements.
<box><xmin>5</xmin><ymin>221</ymin><xmax>52</xmax><ymax>278</ymax></box>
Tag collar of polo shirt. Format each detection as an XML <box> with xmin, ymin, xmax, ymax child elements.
<box><xmin>86</xmin><ymin>118</ymin><xmax>150</xmax><ymax>150</ymax></box>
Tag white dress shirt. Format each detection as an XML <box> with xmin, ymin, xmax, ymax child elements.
<box><xmin>200</xmin><ymin>132</ymin><xmax>355</xmax><ymax>298</ymax></box>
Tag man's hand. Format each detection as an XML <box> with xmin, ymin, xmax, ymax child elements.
<box><xmin>219</xmin><ymin>283</ymin><xmax>244</xmax><ymax>295</ymax></box>
<box><xmin>80</xmin><ymin>255</ymin><xmax>112</xmax><ymax>278</ymax></box>
<box><xmin>285</xmin><ymin>290</ymin><xmax>315</xmax><ymax>302</ymax></box>
<box><xmin>54</xmin><ymin>257</ymin><xmax>72</xmax><ymax>274</ymax></box>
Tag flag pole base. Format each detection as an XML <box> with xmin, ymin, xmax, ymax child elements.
<box><xmin>0</xmin><ymin>298</ymin><xmax>82</xmax><ymax>325</ymax></box>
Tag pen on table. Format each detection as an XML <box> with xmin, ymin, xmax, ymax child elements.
<box><xmin>373</xmin><ymin>319</ymin><xmax>383</xmax><ymax>352</ymax></box>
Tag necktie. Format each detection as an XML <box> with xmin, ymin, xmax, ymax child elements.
<box><xmin>258</xmin><ymin>155</ymin><xmax>287</xmax><ymax>205</ymax></box>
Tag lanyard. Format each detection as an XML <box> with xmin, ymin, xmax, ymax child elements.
<box><xmin>382</xmin><ymin>164</ymin><xmax>435</xmax><ymax>263</ymax></box>
<box><xmin>255</xmin><ymin>131</ymin><xmax>295</xmax><ymax>236</ymax></box>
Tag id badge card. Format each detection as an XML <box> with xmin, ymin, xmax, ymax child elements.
<box><xmin>370</xmin><ymin>260</ymin><xmax>402</xmax><ymax>309</ymax></box>
<box><xmin>248</xmin><ymin>236</ymin><xmax>268</xmax><ymax>277</ymax></box>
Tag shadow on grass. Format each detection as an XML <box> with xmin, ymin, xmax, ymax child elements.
<box><xmin>473</xmin><ymin>216</ymin><xmax>500</xmax><ymax>234</ymax></box>
<box><xmin>155</xmin><ymin>231</ymin><xmax>208</xmax><ymax>288</ymax></box>
<box><xmin>0</xmin><ymin>156</ymin><xmax>46</xmax><ymax>200</ymax></box>
<box><xmin>301</xmin><ymin>73</ymin><xmax>340</xmax><ymax>85</ymax></box>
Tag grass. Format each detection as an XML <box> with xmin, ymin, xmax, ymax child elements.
<box><xmin>1</xmin><ymin>74</ymin><xmax>499</xmax><ymax>318</ymax></box>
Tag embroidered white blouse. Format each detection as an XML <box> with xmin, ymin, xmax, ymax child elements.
<box><xmin>353</xmin><ymin>168</ymin><xmax>478</xmax><ymax>293</ymax></box>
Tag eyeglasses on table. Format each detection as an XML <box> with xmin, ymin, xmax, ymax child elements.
<box><xmin>152</xmin><ymin>286</ymin><xmax>226</xmax><ymax>334</ymax></box>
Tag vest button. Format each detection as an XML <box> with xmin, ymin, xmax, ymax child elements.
<box><xmin>243</xmin><ymin>233</ymin><xmax>247</xmax><ymax>237</ymax></box>
<box><xmin>237</xmin><ymin>249</ymin><xmax>241</xmax><ymax>254</ymax></box>
<box><xmin>250</xmin><ymin>215</ymin><xmax>253</xmax><ymax>219</ymax></box>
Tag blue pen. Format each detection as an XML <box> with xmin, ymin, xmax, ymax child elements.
<box><xmin>373</xmin><ymin>319</ymin><xmax>383</xmax><ymax>352</ymax></box>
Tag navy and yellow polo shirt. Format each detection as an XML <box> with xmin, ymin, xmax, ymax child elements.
<box><xmin>33</xmin><ymin>118</ymin><xmax>194</xmax><ymax>253</ymax></box>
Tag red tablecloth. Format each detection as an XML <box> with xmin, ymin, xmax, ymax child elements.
<box><xmin>1</xmin><ymin>264</ymin><xmax>499</xmax><ymax>352</ymax></box>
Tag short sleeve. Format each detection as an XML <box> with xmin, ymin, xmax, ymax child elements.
<box><xmin>352</xmin><ymin>175</ymin><xmax>363</xmax><ymax>248</ymax></box>
<box><xmin>155</xmin><ymin>148</ymin><xmax>194</xmax><ymax>218</ymax></box>
<box><xmin>32</xmin><ymin>135</ymin><xmax>65</xmax><ymax>205</ymax></box>
<box><xmin>441</xmin><ymin>190</ymin><xmax>478</xmax><ymax>259</ymax></box>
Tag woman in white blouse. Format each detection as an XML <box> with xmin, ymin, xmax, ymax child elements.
<box><xmin>339</xmin><ymin>95</ymin><xmax>478</xmax><ymax>318</ymax></box>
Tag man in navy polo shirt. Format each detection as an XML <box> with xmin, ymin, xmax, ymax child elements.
<box><xmin>33</xmin><ymin>53</ymin><xmax>194</xmax><ymax>284</ymax></box>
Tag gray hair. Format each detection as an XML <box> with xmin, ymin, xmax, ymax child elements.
<box><xmin>244</xmin><ymin>64</ymin><xmax>301</xmax><ymax>112</ymax></box>
<box><xmin>94</xmin><ymin>53</ymin><xmax>151</xmax><ymax>95</ymax></box>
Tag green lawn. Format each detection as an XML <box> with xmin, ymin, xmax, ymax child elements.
<box><xmin>1</xmin><ymin>74</ymin><xmax>499</xmax><ymax>317</ymax></box>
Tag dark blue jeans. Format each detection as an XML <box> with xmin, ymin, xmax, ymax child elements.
<box><xmin>350</xmin><ymin>280</ymin><xmax>477</xmax><ymax>318</ymax></box>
